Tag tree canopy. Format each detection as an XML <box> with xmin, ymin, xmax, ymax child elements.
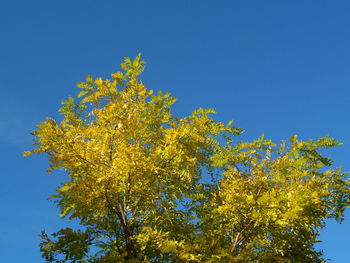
<box><xmin>25</xmin><ymin>54</ymin><xmax>350</xmax><ymax>262</ymax></box>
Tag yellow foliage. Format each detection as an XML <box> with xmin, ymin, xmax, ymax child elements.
<box><xmin>27</xmin><ymin>55</ymin><xmax>349</xmax><ymax>263</ymax></box>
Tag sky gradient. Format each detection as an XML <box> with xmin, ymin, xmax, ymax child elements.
<box><xmin>1</xmin><ymin>1</ymin><xmax>350</xmax><ymax>262</ymax></box>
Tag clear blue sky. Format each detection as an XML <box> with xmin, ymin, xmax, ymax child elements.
<box><xmin>1</xmin><ymin>1</ymin><xmax>349</xmax><ymax>262</ymax></box>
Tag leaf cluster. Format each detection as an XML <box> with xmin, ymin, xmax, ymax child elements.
<box><xmin>26</xmin><ymin>55</ymin><xmax>350</xmax><ymax>262</ymax></box>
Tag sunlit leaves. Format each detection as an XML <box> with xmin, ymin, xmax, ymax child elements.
<box><xmin>26</xmin><ymin>54</ymin><xmax>349</xmax><ymax>262</ymax></box>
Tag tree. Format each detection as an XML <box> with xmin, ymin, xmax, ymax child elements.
<box><xmin>25</xmin><ymin>54</ymin><xmax>350</xmax><ymax>262</ymax></box>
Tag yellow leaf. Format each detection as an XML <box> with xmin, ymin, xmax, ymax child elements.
<box><xmin>95</xmin><ymin>78</ymin><xmax>103</xmax><ymax>86</ymax></box>
<box><xmin>23</xmin><ymin>151</ymin><xmax>32</xmax><ymax>157</ymax></box>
